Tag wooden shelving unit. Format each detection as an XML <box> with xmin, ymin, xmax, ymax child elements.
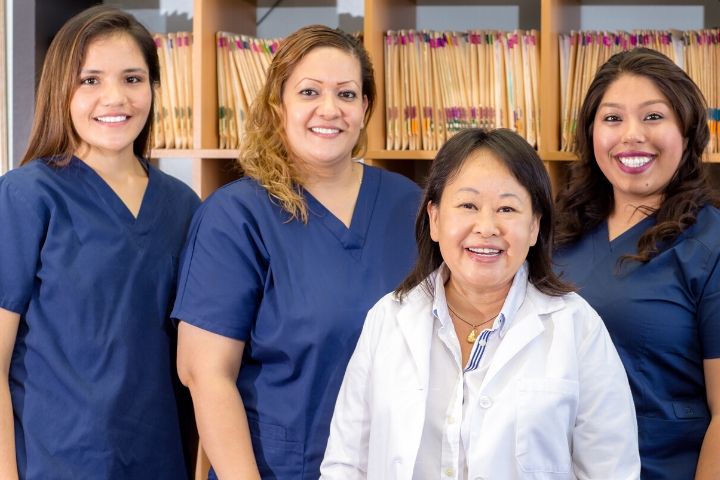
<box><xmin>169</xmin><ymin>0</ymin><xmax>719</xmax><ymax>204</ymax></box>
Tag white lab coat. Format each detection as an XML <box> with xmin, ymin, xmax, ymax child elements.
<box><xmin>321</xmin><ymin>273</ymin><xmax>640</xmax><ymax>480</ymax></box>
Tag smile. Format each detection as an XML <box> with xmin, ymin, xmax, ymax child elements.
<box><xmin>617</xmin><ymin>156</ymin><xmax>654</xmax><ymax>168</ymax></box>
<box><xmin>310</xmin><ymin>127</ymin><xmax>340</xmax><ymax>134</ymax></box>
<box><xmin>467</xmin><ymin>247</ymin><xmax>501</xmax><ymax>256</ymax></box>
<box><xmin>95</xmin><ymin>115</ymin><xmax>128</xmax><ymax>123</ymax></box>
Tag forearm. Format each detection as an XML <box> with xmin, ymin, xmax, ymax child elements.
<box><xmin>188</xmin><ymin>378</ymin><xmax>260</xmax><ymax>480</ymax></box>
<box><xmin>0</xmin><ymin>379</ymin><xmax>19</xmax><ymax>480</ymax></box>
<box><xmin>695</xmin><ymin>417</ymin><xmax>720</xmax><ymax>480</ymax></box>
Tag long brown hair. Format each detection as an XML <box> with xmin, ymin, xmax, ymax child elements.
<box><xmin>396</xmin><ymin>128</ymin><xmax>573</xmax><ymax>299</ymax></box>
<box><xmin>555</xmin><ymin>48</ymin><xmax>718</xmax><ymax>263</ymax></box>
<box><xmin>20</xmin><ymin>5</ymin><xmax>160</xmax><ymax>167</ymax></box>
<box><xmin>239</xmin><ymin>25</ymin><xmax>376</xmax><ymax>222</ymax></box>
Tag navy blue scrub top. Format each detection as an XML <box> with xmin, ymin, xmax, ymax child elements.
<box><xmin>172</xmin><ymin>164</ymin><xmax>420</xmax><ymax>479</ymax></box>
<box><xmin>0</xmin><ymin>157</ymin><xmax>200</xmax><ymax>480</ymax></box>
<box><xmin>554</xmin><ymin>205</ymin><xmax>720</xmax><ymax>480</ymax></box>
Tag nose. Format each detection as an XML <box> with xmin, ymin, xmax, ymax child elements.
<box><xmin>101</xmin><ymin>80</ymin><xmax>127</xmax><ymax>106</ymax></box>
<box><xmin>621</xmin><ymin>117</ymin><xmax>646</xmax><ymax>144</ymax></box>
<box><xmin>474</xmin><ymin>209</ymin><xmax>499</xmax><ymax>237</ymax></box>
<box><xmin>317</xmin><ymin>93</ymin><xmax>340</xmax><ymax>118</ymax></box>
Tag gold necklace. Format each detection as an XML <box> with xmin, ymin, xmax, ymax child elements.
<box><xmin>447</xmin><ymin>303</ymin><xmax>499</xmax><ymax>344</ymax></box>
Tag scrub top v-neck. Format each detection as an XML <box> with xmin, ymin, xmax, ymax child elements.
<box><xmin>0</xmin><ymin>156</ymin><xmax>200</xmax><ymax>479</ymax></box>
<box><xmin>554</xmin><ymin>206</ymin><xmax>720</xmax><ymax>480</ymax></box>
<box><xmin>172</xmin><ymin>164</ymin><xmax>421</xmax><ymax>479</ymax></box>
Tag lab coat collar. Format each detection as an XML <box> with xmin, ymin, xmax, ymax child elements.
<box><xmin>395</xmin><ymin>264</ymin><xmax>566</xmax><ymax>391</ymax></box>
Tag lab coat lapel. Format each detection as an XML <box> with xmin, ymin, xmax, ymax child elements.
<box><xmin>396</xmin><ymin>290</ymin><xmax>434</xmax><ymax>389</ymax></box>
<box><xmin>482</xmin><ymin>285</ymin><xmax>564</xmax><ymax>388</ymax></box>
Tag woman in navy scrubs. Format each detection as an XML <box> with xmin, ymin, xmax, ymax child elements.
<box><xmin>0</xmin><ymin>6</ymin><xmax>199</xmax><ymax>479</ymax></box>
<box><xmin>173</xmin><ymin>25</ymin><xmax>420</xmax><ymax>479</ymax></box>
<box><xmin>554</xmin><ymin>48</ymin><xmax>720</xmax><ymax>479</ymax></box>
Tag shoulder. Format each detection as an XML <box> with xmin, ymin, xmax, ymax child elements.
<box><xmin>149</xmin><ymin>163</ymin><xmax>200</xmax><ymax>205</ymax></box>
<box><xmin>663</xmin><ymin>204</ymin><xmax>720</xmax><ymax>269</ymax></box>
<box><xmin>1</xmin><ymin>159</ymin><xmax>57</xmax><ymax>189</ymax></box>
<box><xmin>364</xmin><ymin>280</ymin><xmax>433</xmax><ymax>332</ymax></box>
<box><xmin>204</xmin><ymin>176</ymin><xmax>271</xmax><ymax>208</ymax></box>
<box><xmin>682</xmin><ymin>204</ymin><xmax>720</xmax><ymax>247</ymax></box>
<box><xmin>0</xmin><ymin>160</ymin><xmax>66</xmax><ymax>216</ymax></box>
<box><xmin>191</xmin><ymin>177</ymin><xmax>285</xmax><ymax>234</ymax></box>
<box><xmin>367</xmin><ymin>164</ymin><xmax>421</xmax><ymax>196</ymax></box>
<box><xmin>526</xmin><ymin>284</ymin><xmax>603</xmax><ymax>334</ymax></box>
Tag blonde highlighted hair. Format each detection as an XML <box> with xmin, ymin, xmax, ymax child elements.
<box><xmin>239</xmin><ymin>25</ymin><xmax>376</xmax><ymax>222</ymax></box>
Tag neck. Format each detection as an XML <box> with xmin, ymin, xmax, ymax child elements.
<box><xmin>300</xmin><ymin>158</ymin><xmax>359</xmax><ymax>190</ymax></box>
<box><xmin>444</xmin><ymin>277</ymin><xmax>508</xmax><ymax>324</ymax></box>
<box><xmin>608</xmin><ymin>194</ymin><xmax>659</xmax><ymax>240</ymax></box>
<box><xmin>77</xmin><ymin>147</ymin><xmax>146</xmax><ymax>181</ymax></box>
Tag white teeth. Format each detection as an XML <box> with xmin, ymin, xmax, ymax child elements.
<box><xmin>468</xmin><ymin>247</ymin><xmax>500</xmax><ymax>255</ymax></box>
<box><xmin>618</xmin><ymin>156</ymin><xmax>652</xmax><ymax>168</ymax></box>
<box><xmin>96</xmin><ymin>115</ymin><xmax>127</xmax><ymax>123</ymax></box>
<box><xmin>311</xmin><ymin>127</ymin><xmax>339</xmax><ymax>134</ymax></box>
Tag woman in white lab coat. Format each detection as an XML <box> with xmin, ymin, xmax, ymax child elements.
<box><xmin>320</xmin><ymin>128</ymin><xmax>640</xmax><ymax>480</ymax></box>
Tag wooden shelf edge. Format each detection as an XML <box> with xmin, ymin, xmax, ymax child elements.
<box><xmin>365</xmin><ymin>150</ymin><xmax>438</xmax><ymax>161</ymax></box>
<box><xmin>150</xmin><ymin>148</ymin><xmax>240</xmax><ymax>159</ymax></box>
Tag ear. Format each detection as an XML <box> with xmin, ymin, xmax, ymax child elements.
<box><xmin>529</xmin><ymin>214</ymin><xmax>540</xmax><ymax>247</ymax></box>
<box><xmin>428</xmin><ymin>201</ymin><xmax>440</xmax><ymax>242</ymax></box>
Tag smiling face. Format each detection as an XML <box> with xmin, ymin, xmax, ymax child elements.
<box><xmin>70</xmin><ymin>32</ymin><xmax>152</xmax><ymax>164</ymax></box>
<box><xmin>592</xmin><ymin>73</ymin><xmax>687</xmax><ymax>210</ymax></box>
<box><xmin>282</xmin><ymin>46</ymin><xmax>368</xmax><ymax>174</ymax></box>
<box><xmin>428</xmin><ymin>149</ymin><xmax>540</xmax><ymax>299</ymax></box>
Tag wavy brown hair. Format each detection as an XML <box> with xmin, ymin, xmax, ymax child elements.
<box><xmin>396</xmin><ymin>128</ymin><xmax>573</xmax><ymax>299</ymax></box>
<box><xmin>20</xmin><ymin>5</ymin><xmax>159</xmax><ymax>167</ymax></box>
<box><xmin>555</xmin><ymin>48</ymin><xmax>718</xmax><ymax>264</ymax></box>
<box><xmin>239</xmin><ymin>25</ymin><xmax>376</xmax><ymax>222</ymax></box>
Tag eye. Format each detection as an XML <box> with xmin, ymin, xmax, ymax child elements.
<box><xmin>339</xmin><ymin>90</ymin><xmax>357</xmax><ymax>100</ymax></box>
<box><xmin>602</xmin><ymin>114</ymin><xmax>621</xmax><ymax>122</ymax></box>
<box><xmin>80</xmin><ymin>76</ymin><xmax>98</xmax><ymax>86</ymax></box>
<box><xmin>299</xmin><ymin>88</ymin><xmax>318</xmax><ymax>97</ymax></box>
<box><xmin>644</xmin><ymin>112</ymin><xmax>664</xmax><ymax>121</ymax></box>
<box><xmin>498</xmin><ymin>206</ymin><xmax>516</xmax><ymax>213</ymax></box>
<box><xmin>126</xmin><ymin>75</ymin><xmax>144</xmax><ymax>84</ymax></box>
<box><xmin>459</xmin><ymin>202</ymin><xmax>477</xmax><ymax>210</ymax></box>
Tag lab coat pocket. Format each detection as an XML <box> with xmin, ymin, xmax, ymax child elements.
<box><xmin>515</xmin><ymin>378</ymin><xmax>578</xmax><ymax>475</ymax></box>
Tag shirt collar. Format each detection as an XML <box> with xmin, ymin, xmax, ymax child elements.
<box><xmin>430</xmin><ymin>262</ymin><xmax>529</xmax><ymax>338</ymax></box>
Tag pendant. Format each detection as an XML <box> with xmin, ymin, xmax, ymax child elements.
<box><xmin>466</xmin><ymin>329</ymin><xmax>477</xmax><ymax>344</ymax></box>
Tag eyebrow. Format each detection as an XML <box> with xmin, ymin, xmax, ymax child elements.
<box><xmin>294</xmin><ymin>77</ymin><xmax>360</xmax><ymax>88</ymax></box>
<box><xmin>456</xmin><ymin>187</ymin><xmax>522</xmax><ymax>200</ymax></box>
<box><xmin>598</xmin><ymin>99</ymin><xmax>669</xmax><ymax>109</ymax></box>
<box><xmin>80</xmin><ymin>67</ymin><xmax>148</xmax><ymax>74</ymax></box>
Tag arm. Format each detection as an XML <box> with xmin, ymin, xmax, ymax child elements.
<box><xmin>695</xmin><ymin>358</ymin><xmax>720</xmax><ymax>479</ymax></box>
<box><xmin>572</xmin><ymin>310</ymin><xmax>640</xmax><ymax>480</ymax></box>
<box><xmin>0</xmin><ymin>307</ymin><xmax>20</xmax><ymax>480</ymax></box>
<box><xmin>320</xmin><ymin>308</ymin><xmax>377</xmax><ymax>480</ymax></box>
<box><xmin>177</xmin><ymin>321</ymin><xmax>260</xmax><ymax>480</ymax></box>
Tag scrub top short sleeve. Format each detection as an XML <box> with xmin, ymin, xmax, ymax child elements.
<box><xmin>0</xmin><ymin>175</ymin><xmax>46</xmax><ymax>313</ymax></box>
<box><xmin>173</xmin><ymin>188</ymin><xmax>269</xmax><ymax>340</ymax></box>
